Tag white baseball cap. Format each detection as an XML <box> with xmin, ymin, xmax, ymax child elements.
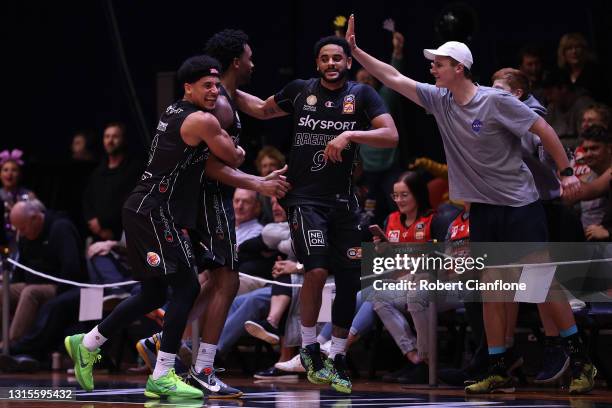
<box><xmin>423</xmin><ymin>41</ymin><xmax>473</xmax><ymax>69</ymax></box>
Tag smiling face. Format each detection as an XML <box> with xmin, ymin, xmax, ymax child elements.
<box><xmin>392</xmin><ymin>181</ymin><xmax>417</xmax><ymax>216</ymax></box>
<box><xmin>316</xmin><ymin>44</ymin><xmax>351</xmax><ymax>85</ymax></box>
<box><xmin>185</xmin><ymin>75</ymin><xmax>220</xmax><ymax>110</ymax></box>
<box><xmin>1</xmin><ymin>160</ymin><xmax>20</xmax><ymax>190</ymax></box>
<box><xmin>429</xmin><ymin>56</ymin><xmax>462</xmax><ymax>88</ymax></box>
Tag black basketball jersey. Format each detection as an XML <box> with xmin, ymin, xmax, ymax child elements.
<box><xmin>124</xmin><ymin>100</ymin><xmax>202</xmax><ymax>226</ymax></box>
<box><xmin>274</xmin><ymin>78</ymin><xmax>387</xmax><ymax>208</ymax></box>
<box><xmin>219</xmin><ymin>84</ymin><xmax>241</xmax><ymax>145</ymax></box>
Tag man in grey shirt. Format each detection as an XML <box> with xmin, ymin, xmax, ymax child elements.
<box><xmin>346</xmin><ymin>15</ymin><xmax>595</xmax><ymax>395</ymax></box>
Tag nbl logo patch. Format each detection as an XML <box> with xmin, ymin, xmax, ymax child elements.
<box><xmin>308</xmin><ymin>230</ymin><xmax>325</xmax><ymax>247</ymax></box>
<box><xmin>342</xmin><ymin>94</ymin><xmax>355</xmax><ymax>114</ymax></box>
<box><xmin>146</xmin><ymin>251</ymin><xmax>161</xmax><ymax>267</ymax></box>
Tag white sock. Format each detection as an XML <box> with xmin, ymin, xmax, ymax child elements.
<box><xmin>329</xmin><ymin>336</ymin><xmax>348</xmax><ymax>360</ymax></box>
<box><xmin>152</xmin><ymin>351</ymin><xmax>175</xmax><ymax>380</ymax></box>
<box><xmin>316</xmin><ymin>334</ymin><xmax>329</xmax><ymax>345</ymax></box>
<box><xmin>82</xmin><ymin>326</ymin><xmax>107</xmax><ymax>351</ymax></box>
<box><xmin>301</xmin><ymin>325</ymin><xmax>317</xmax><ymax>348</ymax></box>
<box><xmin>194</xmin><ymin>342</ymin><xmax>217</xmax><ymax>373</ymax></box>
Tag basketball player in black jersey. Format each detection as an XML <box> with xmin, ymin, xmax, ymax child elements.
<box><xmin>64</xmin><ymin>55</ymin><xmax>259</xmax><ymax>400</ymax></box>
<box><xmin>133</xmin><ymin>31</ymin><xmax>290</xmax><ymax>398</ymax></box>
<box><xmin>236</xmin><ymin>36</ymin><xmax>398</xmax><ymax>393</ymax></box>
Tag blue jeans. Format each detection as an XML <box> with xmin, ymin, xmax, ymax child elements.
<box><xmin>319</xmin><ymin>290</ymin><xmax>375</xmax><ymax>341</ymax></box>
<box><xmin>88</xmin><ymin>254</ymin><xmax>139</xmax><ymax>295</ymax></box>
<box><xmin>217</xmin><ymin>286</ymin><xmax>271</xmax><ymax>355</ymax></box>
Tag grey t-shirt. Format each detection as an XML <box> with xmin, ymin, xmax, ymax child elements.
<box><xmin>416</xmin><ymin>83</ymin><xmax>540</xmax><ymax>206</ymax></box>
<box><xmin>521</xmin><ymin>95</ymin><xmax>560</xmax><ymax>201</ymax></box>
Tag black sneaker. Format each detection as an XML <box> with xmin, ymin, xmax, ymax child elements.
<box><xmin>244</xmin><ymin>320</ymin><xmax>280</xmax><ymax>345</ymax></box>
<box><xmin>382</xmin><ymin>364</ymin><xmax>416</xmax><ymax>383</ymax></box>
<box><xmin>300</xmin><ymin>343</ymin><xmax>332</xmax><ymax>385</ymax></box>
<box><xmin>534</xmin><ymin>345</ymin><xmax>569</xmax><ymax>384</ymax></box>
<box><xmin>253</xmin><ymin>366</ymin><xmax>299</xmax><ymax>380</ymax></box>
<box><xmin>188</xmin><ymin>366</ymin><xmax>243</xmax><ymax>398</ymax></box>
<box><xmin>325</xmin><ymin>354</ymin><xmax>352</xmax><ymax>394</ymax></box>
<box><xmin>397</xmin><ymin>363</ymin><xmax>428</xmax><ymax>384</ymax></box>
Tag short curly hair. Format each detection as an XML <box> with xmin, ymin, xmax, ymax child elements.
<box><xmin>204</xmin><ymin>29</ymin><xmax>250</xmax><ymax>72</ymax></box>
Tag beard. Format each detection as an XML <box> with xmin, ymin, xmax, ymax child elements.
<box><xmin>319</xmin><ymin>68</ymin><xmax>347</xmax><ymax>83</ymax></box>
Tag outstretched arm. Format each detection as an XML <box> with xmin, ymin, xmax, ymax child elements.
<box><xmin>235</xmin><ymin>91</ymin><xmax>289</xmax><ymax>120</ymax></box>
<box><xmin>346</xmin><ymin>14</ymin><xmax>423</xmax><ymax>107</ymax></box>
<box><xmin>205</xmin><ymin>155</ymin><xmax>291</xmax><ymax>198</ymax></box>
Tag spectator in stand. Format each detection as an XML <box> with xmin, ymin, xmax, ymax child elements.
<box><xmin>518</xmin><ymin>45</ymin><xmax>547</xmax><ymax>105</ymax></box>
<box><xmin>543</xmin><ymin>70</ymin><xmax>594</xmax><ymax>148</ymax></box>
<box><xmin>580</xmin><ymin>104</ymin><xmax>612</xmax><ymax>134</ymax></box>
<box><xmin>82</xmin><ymin>122</ymin><xmax>142</xmax><ymax>241</ymax></box>
<box><xmin>573</xmin><ymin>104</ymin><xmax>612</xmax><ymax>179</ymax></box>
<box><xmin>254</xmin><ymin>146</ymin><xmax>285</xmax><ymax>224</ymax></box>
<box><xmin>578</xmin><ymin>126</ymin><xmax>611</xmax><ymax>231</ymax></box>
<box><xmin>370</xmin><ymin>171</ymin><xmax>454</xmax><ymax>384</ymax></box>
<box><xmin>557</xmin><ymin>33</ymin><xmax>609</xmax><ymax>103</ymax></box>
<box><xmin>244</xmin><ymin>197</ymin><xmax>306</xmax><ymax>380</ymax></box>
<box><xmin>0</xmin><ymin>150</ymin><xmax>35</xmax><ymax>255</ymax></box>
<box><xmin>71</xmin><ymin>130</ymin><xmax>97</xmax><ymax>163</ymax></box>
<box><xmin>0</xmin><ymin>200</ymin><xmax>86</xmax><ymax>349</ymax></box>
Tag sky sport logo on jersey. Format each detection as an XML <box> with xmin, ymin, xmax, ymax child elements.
<box><xmin>146</xmin><ymin>251</ymin><xmax>161</xmax><ymax>267</ymax></box>
<box><xmin>297</xmin><ymin>115</ymin><xmax>357</xmax><ymax>131</ymax></box>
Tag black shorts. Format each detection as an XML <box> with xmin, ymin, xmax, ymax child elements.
<box><xmin>192</xmin><ymin>180</ymin><xmax>238</xmax><ymax>271</ymax></box>
<box><xmin>287</xmin><ymin>204</ymin><xmax>362</xmax><ymax>272</ymax></box>
<box><xmin>123</xmin><ymin>207</ymin><xmax>196</xmax><ymax>280</ymax></box>
<box><xmin>470</xmin><ymin>201</ymin><xmax>548</xmax><ymax>242</ymax></box>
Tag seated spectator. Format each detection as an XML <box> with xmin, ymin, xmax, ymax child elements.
<box><xmin>557</xmin><ymin>32</ymin><xmax>609</xmax><ymax>103</ymax></box>
<box><xmin>573</xmin><ymin>104</ymin><xmax>612</xmax><ymax>178</ymax></box>
<box><xmin>317</xmin><ymin>172</ymin><xmax>456</xmax><ymax>383</ymax></box>
<box><xmin>232</xmin><ymin>188</ymin><xmax>267</xmax><ymax>295</ymax></box>
<box><xmin>543</xmin><ymin>70</ymin><xmax>595</xmax><ymax>148</ymax></box>
<box><xmin>578</xmin><ymin>126</ymin><xmax>611</xmax><ymax>231</ymax></box>
<box><xmin>87</xmin><ymin>235</ymin><xmax>139</xmax><ymax>299</ymax></box>
<box><xmin>0</xmin><ymin>200</ymin><xmax>86</xmax><ymax>351</ymax></box>
<box><xmin>254</xmin><ymin>146</ymin><xmax>285</xmax><ymax>224</ymax></box>
<box><xmin>0</xmin><ymin>150</ymin><xmax>35</xmax><ymax>254</ymax></box>
<box><xmin>518</xmin><ymin>45</ymin><xmax>547</xmax><ymax>104</ymax></box>
<box><xmin>83</xmin><ymin>122</ymin><xmax>142</xmax><ymax>242</ymax></box>
<box><xmin>370</xmin><ymin>172</ymin><xmax>454</xmax><ymax>383</ymax></box>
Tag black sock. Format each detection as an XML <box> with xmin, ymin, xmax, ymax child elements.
<box><xmin>561</xmin><ymin>333</ymin><xmax>590</xmax><ymax>363</ymax></box>
<box><xmin>488</xmin><ymin>353</ymin><xmax>507</xmax><ymax>376</ymax></box>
